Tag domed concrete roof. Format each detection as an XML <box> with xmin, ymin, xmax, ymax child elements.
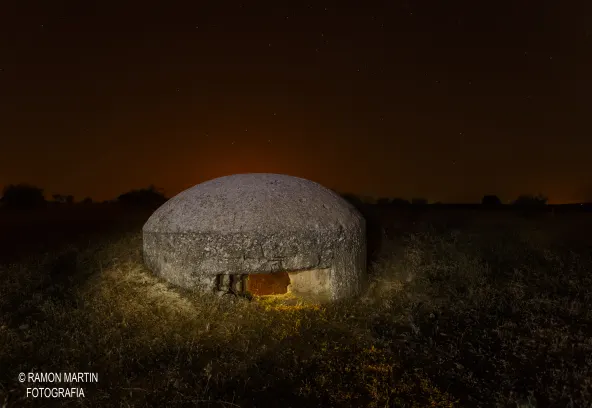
<box><xmin>143</xmin><ymin>173</ymin><xmax>366</xmax><ymax>301</ymax></box>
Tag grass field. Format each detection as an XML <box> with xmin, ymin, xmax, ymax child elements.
<box><xmin>1</xmin><ymin>205</ymin><xmax>591</xmax><ymax>407</ymax></box>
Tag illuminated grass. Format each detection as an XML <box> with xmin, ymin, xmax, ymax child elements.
<box><xmin>1</xmin><ymin>212</ymin><xmax>591</xmax><ymax>407</ymax></box>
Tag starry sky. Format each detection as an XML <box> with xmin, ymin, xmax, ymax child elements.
<box><xmin>1</xmin><ymin>0</ymin><xmax>591</xmax><ymax>204</ymax></box>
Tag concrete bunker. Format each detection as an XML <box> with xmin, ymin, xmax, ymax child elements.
<box><xmin>142</xmin><ymin>173</ymin><xmax>367</xmax><ymax>302</ymax></box>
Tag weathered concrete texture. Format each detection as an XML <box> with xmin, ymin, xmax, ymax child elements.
<box><xmin>142</xmin><ymin>173</ymin><xmax>366</xmax><ymax>301</ymax></box>
<box><xmin>288</xmin><ymin>268</ymin><xmax>332</xmax><ymax>298</ymax></box>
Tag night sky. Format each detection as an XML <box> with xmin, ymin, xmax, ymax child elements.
<box><xmin>1</xmin><ymin>1</ymin><xmax>591</xmax><ymax>204</ymax></box>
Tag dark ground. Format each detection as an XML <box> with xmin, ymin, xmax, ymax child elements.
<box><xmin>0</xmin><ymin>203</ymin><xmax>591</xmax><ymax>407</ymax></box>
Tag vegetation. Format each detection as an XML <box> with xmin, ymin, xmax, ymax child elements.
<box><xmin>377</xmin><ymin>198</ymin><xmax>412</xmax><ymax>206</ymax></box>
<box><xmin>52</xmin><ymin>195</ymin><xmax>75</xmax><ymax>205</ymax></box>
<box><xmin>481</xmin><ymin>195</ymin><xmax>502</xmax><ymax>206</ymax></box>
<box><xmin>411</xmin><ymin>198</ymin><xmax>428</xmax><ymax>205</ymax></box>
<box><xmin>513</xmin><ymin>194</ymin><xmax>548</xmax><ymax>206</ymax></box>
<box><xmin>1</xmin><ymin>204</ymin><xmax>591</xmax><ymax>407</ymax></box>
<box><xmin>116</xmin><ymin>185</ymin><xmax>168</xmax><ymax>208</ymax></box>
<box><xmin>0</xmin><ymin>184</ymin><xmax>166</xmax><ymax>211</ymax></box>
<box><xmin>340</xmin><ymin>192</ymin><xmax>365</xmax><ymax>209</ymax></box>
<box><xmin>1</xmin><ymin>184</ymin><xmax>46</xmax><ymax>209</ymax></box>
<box><xmin>391</xmin><ymin>198</ymin><xmax>411</xmax><ymax>206</ymax></box>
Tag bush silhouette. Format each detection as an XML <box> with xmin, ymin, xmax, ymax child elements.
<box><xmin>513</xmin><ymin>194</ymin><xmax>548</xmax><ymax>206</ymax></box>
<box><xmin>391</xmin><ymin>198</ymin><xmax>411</xmax><ymax>206</ymax></box>
<box><xmin>1</xmin><ymin>183</ymin><xmax>46</xmax><ymax>209</ymax></box>
<box><xmin>52</xmin><ymin>194</ymin><xmax>66</xmax><ymax>203</ymax></box>
<box><xmin>482</xmin><ymin>195</ymin><xmax>502</xmax><ymax>206</ymax></box>
<box><xmin>340</xmin><ymin>193</ymin><xmax>364</xmax><ymax>209</ymax></box>
<box><xmin>51</xmin><ymin>194</ymin><xmax>75</xmax><ymax>204</ymax></box>
<box><xmin>376</xmin><ymin>197</ymin><xmax>391</xmax><ymax>205</ymax></box>
<box><xmin>117</xmin><ymin>185</ymin><xmax>167</xmax><ymax>208</ymax></box>
<box><xmin>411</xmin><ymin>197</ymin><xmax>428</xmax><ymax>205</ymax></box>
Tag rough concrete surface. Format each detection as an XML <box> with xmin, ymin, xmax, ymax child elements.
<box><xmin>143</xmin><ymin>173</ymin><xmax>366</xmax><ymax>301</ymax></box>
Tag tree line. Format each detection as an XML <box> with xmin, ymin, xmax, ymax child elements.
<box><xmin>0</xmin><ymin>183</ymin><xmax>550</xmax><ymax>210</ymax></box>
<box><xmin>0</xmin><ymin>184</ymin><xmax>167</xmax><ymax>209</ymax></box>
<box><xmin>342</xmin><ymin>193</ymin><xmax>548</xmax><ymax>207</ymax></box>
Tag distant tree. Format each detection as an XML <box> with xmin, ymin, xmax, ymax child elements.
<box><xmin>340</xmin><ymin>193</ymin><xmax>364</xmax><ymax>208</ymax></box>
<box><xmin>390</xmin><ymin>198</ymin><xmax>411</xmax><ymax>206</ymax></box>
<box><xmin>411</xmin><ymin>197</ymin><xmax>428</xmax><ymax>205</ymax></box>
<box><xmin>117</xmin><ymin>185</ymin><xmax>167</xmax><ymax>208</ymax></box>
<box><xmin>1</xmin><ymin>183</ymin><xmax>46</xmax><ymax>209</ymax></box>
<box><xmin>376</xmin><ymin>197</ymin><xmax>391</xmax><ymax>205</ymax></box>
<box><xmin>482</xmin><ymin>195</ymin><xmax>502</xmax><ymax>206</ymax></box>
<box><xmin>51</xmin><ymin>194</ymin><xmax>74</xmax><ymax>205</ymax></box>
<box><xmin>52</xmin><ymin>194</ymin><xmax>66</xmax><ymax>203</ymax></box>
<box><xmin>81</xmin><ymin>197</ymin><xmax>93</xmax><ymax>205</ymax></box>
<box><xmin>513</xmin><ymin>193</ymin><xmax>548</xmax><ymax>206</ymax></box>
